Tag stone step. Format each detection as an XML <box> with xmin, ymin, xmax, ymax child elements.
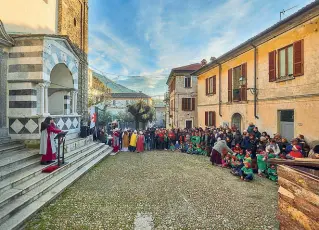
<box><xmin>0</xmin><ymin>143</ymin><xmax>105</xmax><ymax>208</ymax></box>
<box><xmin>0</xmin><ymin>158</ymin><xmax>40</xmax><ymax>181</ymax></box>
<box><xmin>0</xmin><ymin>145</ymin><xmax>111</xmax><ymax>229</ymax></box>
<box><xmin>0</xmin><ymin>144</ymin><xmax>25</xmax><ymax>155</ymax></box>
<box><xmin>0</xmin><ymin>149</ymin><xmax>39</xmax><ymax>170</ymax></box>
<box><xmin>64</xmin><ymin>136</ymin><xmax>93</xmax><ymax>153</ymax></box>
<box><xmin>0</xmin><ymin>142</ymin><xmax>99</xmax><ymax>194</ymax></box>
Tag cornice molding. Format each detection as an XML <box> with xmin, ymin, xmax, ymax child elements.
<box><xmin>0</xmin><ymin>20</ymin><xmax>14</xmax><ymax>47</ymax></box>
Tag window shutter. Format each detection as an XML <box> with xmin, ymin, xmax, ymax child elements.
<box><xmin>182</xmin><ymin>98</ymin><xmax>184</xmax><ymax>111</ymax></box>
<box><xmin>293</xmin><ymin>39</ymin><xmax>304</xmax><ymax>77</ymax></box>
<box><xmin>228</xmin><ymin>69</ymin><xmax>232</xmax><ymax>102</ymax></box>
<box><xmin>212</xmin><ymin>111</ymin><xmax>216</xmax><ymax>127</ymax></box>
<box><xmin>205</xmin><ymin>112</ymin><xmax>208</xmax><ymax>126</ymax></box>
<box><xmin>241</xmin><ymin>63</ymin><xmax>247</xmax><ymax>101</ymax></box>
<box><xmin>205</xmin><ymin>78</ymin><xmax>208</xmax><ymax>95</ymax></box>
<box><xmin>191</xmin><ymin>98</ymin><xmax>195</xmax><ymax>111</ymax></box>
<box><xmin>269</xmin><ymin>51</ymin><xmax>276</xmax><ymax>82</ymax></box>
<box><xmin>213</xmin><ymin>75</ymin><xmax>216</xmax><ymax>94</ymax></box>
<box><xmin>184</xmin><ymin>78</ymin><xmax>186</xmax><ymax>88</ymax></box>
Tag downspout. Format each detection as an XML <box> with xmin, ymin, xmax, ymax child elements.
<box><xmin>217</xmin><ymin>63</ymin><xmax>222</xmax><ymax>117</ymax></box>
<box><xmin>251</xmin><ymin>43</ymin><xmax>259</xmax><ymax>119</ymax></box>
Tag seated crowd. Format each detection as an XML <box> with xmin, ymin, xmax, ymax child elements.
<box><xmin>106</xmin><ymin>122</ymin><xmax>319</xmax><ymax>183</ymax></box>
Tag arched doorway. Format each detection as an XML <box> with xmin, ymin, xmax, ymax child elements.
<box><xmin>231</xmin><ymin>113</ymin><xmax>242</xmax><ymax>131</ymax></box>
<box><xmin>48</xmin><ymin>63</ymin><xmax>74</xmax><ymax>115</ymax></box>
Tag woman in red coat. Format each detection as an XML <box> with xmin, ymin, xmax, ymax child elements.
<box><xmin>40</xmin><ymin>117</ymin><xmax>62</xmax><ymax>165</ymax></box>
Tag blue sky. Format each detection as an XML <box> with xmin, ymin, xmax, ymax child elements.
<box><xmin>88</xmin><ymin>0</ymin><xmax>312</xmax><ymax>97</ymax></box>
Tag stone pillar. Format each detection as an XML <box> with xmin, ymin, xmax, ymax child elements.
<box><xmin>37</xmin><ymin>83</ymin><xmax>45</xmax><ymax>115</ymax></box>
<box><xmin>44</xmin><ymin>83</ymin><xmax>49</xmax><ymax>115</ymax></box>
<box><xmin>74</xmin><ymin>91</ymin><xmax>78</xmax><ymax>115</ymax></box>
<box><xmin>64</xmin><ymin>94</ymin><xmax>70</xmax><ymax>115</ymax></box>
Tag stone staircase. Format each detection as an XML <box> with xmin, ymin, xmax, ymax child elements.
<box><xmin>0</xmin><ymin>136</ymin><xmax>112</xmax><ymax>230</ymax></box>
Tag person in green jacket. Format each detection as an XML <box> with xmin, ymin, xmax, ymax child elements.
<box><xmin>267</xmin><ymin>164</ymin><xmax>278</xmax><ymax>182</ymax></box>
<box><xmin>187</xmin><ymin>143</ymin><xmax>193</xmax><ymax>154</ymax></box>
<box><xmin>257</xmin><ymin>151</ymin><xmax>267</xmax><ymax>177</ymax></box>
<box><xmin>240</xmin><ymin>161</ymin><xmax>254</xmax><ymax>181</ymax></box>
<box><xmin>169</xmin><ymin>142</ymin><xmax>176</xmax><ymax>151</ymax></box>
<box><xmin>236</xmin><ymin>150</ymin><xmax>245</xmax><ymax>162</ymax></box>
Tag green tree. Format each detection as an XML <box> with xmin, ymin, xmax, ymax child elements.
<box><xmin>127</xmin><ymin>100</ymin><xmax>155</xmax><ymax>129</ymax></box>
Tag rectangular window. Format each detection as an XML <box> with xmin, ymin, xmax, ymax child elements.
<box><xmin>182</xmin><ymin>98</ymin><xmax>195</xmax><ymax>111</ymax></box>
<box><xmin>278</xmin><ymin>45</ymin><xmax>294</xmax><ymax>78</ymax></box>
<box><xmin>206</xmin><ymin>76</ymin><xmax>216</xmax><ymax>95</ymax></box>
<box><xmin>233</xmin><ymin>66</ymin><xmax>241</xmax><ymax>101</ymax></box>
<box><xmin>184</xmin><ymin>76</ymin><xmax>191</xmax><ymax>88</ymax></box>
<box><xmin>205</xmin><ymin>111</ymin><xmax>216</xmax><ymax>127</ymax></box>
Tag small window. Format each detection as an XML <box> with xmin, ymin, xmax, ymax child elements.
<box><xmin>184</xmin><ymin>76</ymin><xmax>191</xmax><ymax>88</ymax></box>
<box><xmin>206</xmin><ymin>76</ymin><xmax>216</xmax><ymax>95</ymax></box>
<box><xmin>74</xmin><ymin>18</ymin><xmax>77</xmax><ymax>27</ymax></box>
<box><xmin>205</xmin><ymin>111</ymin><xmax>216</xmax><ymax>126</ymax></box>
<box><xmin>182</xmin><ymin>98</ymin><xmax>195</xmax><ymax>111</ymax></box>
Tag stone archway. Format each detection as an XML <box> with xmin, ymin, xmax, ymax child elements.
<box><xmin>48</xmin><ymin>63</ymin><xmax>75</xmax><ymax>115</ymax></box>
<box><xmin>231</xmin><ymin>113</ymin><xmax>242</xmax><ymax>132</ymax></box>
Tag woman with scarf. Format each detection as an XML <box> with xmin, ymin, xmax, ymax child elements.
<box><xmin>40</xmin><ymin>117</ymin><xmax>62</xmax><ymax>165</ymax></box>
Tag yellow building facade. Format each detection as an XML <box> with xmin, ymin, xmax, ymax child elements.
<box><xmin>195</xmin><ymin>2</ymin><xmax>319</xmax><ymax>145</ymax></box>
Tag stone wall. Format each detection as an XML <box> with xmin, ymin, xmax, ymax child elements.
<box><xmin>58</xmin><ymin>0</ymin><xmax>88</xmax><ymax>54</ymax></box>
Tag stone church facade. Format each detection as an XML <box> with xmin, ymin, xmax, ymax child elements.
<box><xmin>0</xmin><ymin>0</ymin><xmax>88</xmax><ymax>139</ymax></box>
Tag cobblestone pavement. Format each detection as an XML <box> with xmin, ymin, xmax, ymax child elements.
<box><xmin>26</xmin><ymin>151</ymin><xmax>279</xmax><ymax>230</ymax></box>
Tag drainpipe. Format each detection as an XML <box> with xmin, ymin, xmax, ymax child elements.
<box><xmin>217</xmin><ymin>63</ymin><xmax>222</xmax><ymax>117</ymax></box>
<box><xmin>251</xmin><ymin>43</ymin><xmax>259</xmax><ymax>119</ymax></box>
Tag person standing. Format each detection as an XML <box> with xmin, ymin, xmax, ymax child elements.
<box><xmin>112</xmin><ymin>128</ymin><xmax>120</xmax><ymax>153</ymax></box>
<box><xmin>40</xmin><ymin>117</ymin><xmax>62</xmax><ymax>165</ymax></box>
<box><xmin>129</xmin><ymin>130</ymin><xmax>138</xmax><ymax>152</ymax></box>
<box><xmin>121</xmin><ymin>130</ymin><xmax>129</xmax><ymax>152</ymax></box>
<box><xmin>136</xmin><ymin>131</ymin><xmax>145</xmax><ymax>153</ymax></box>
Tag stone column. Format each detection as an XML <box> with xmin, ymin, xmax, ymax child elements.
<box><xmin>37</xmin><ymin>83</ymin><xmax>45</xmax><ymax>115</ymax></box>
<box><xmin>44</xmin><ymin>83</ymin><xmax>49</xmax><ymax>115</ymax></box>
<box><xmin>74</xmin><ymin>91</ymin><xmax>78</xmax><ymax>115</ymax></box>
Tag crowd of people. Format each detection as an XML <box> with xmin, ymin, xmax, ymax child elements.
<box><xmin>102</xmin><ymin>122</ymin><xmax>319</xmax><ymax>183</ymax></box>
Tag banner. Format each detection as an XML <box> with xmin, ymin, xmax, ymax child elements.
<box><xmin>90</xmin><ymin>106</ymin><xmax>97</xmax><ymax>129</ymax></box>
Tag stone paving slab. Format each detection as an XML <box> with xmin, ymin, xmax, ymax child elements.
<box><xmin>25</xmin><ymin>151</ymin><xmax>279</xmax><ymax>230</ymax></box>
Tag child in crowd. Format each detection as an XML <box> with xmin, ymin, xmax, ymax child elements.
<box><xmin>256</xmin><ymin>150</ymin><xmax>267</xmax><ymax>177</ymax></box>
<box><xmin>232</xmin><ymin>144</ymin><xmax>242</xmax><ymax>155</ymax></box>
<box><xmin>240</xmin><ymin>161</ymin><xmax>254</xmax><ymax>181</ymax></box>
<box><xmin>222</xmin><ymin>154</ymin><xmax>231</xmax><ymax>168</ymax></box>
<box><xmin>181</xmin><ymin>142</ymin><xmax>188</xmax><ymax>153</ymax></box>
<box><xmin>286</xmin><ymin>145</ymin><xmax>303</xmax><ymax>159</ymax></box>
<box><xmin>236</xmin><ymin>149</ymin><xmax>245</xmax><ymax>162</ymax></box>
<box><xmin>230</xmin><ymin>156</ymin><xmax>243</xmax><ymax>176</ymax></box>
<box><xmin>267</xmin><ymin>164</ymin><xmax>278</xmax><ymax>182</ymax></box>
<box><xmin>169</xmin><ymin>142</ymin><xmax>175</xmax><ymax>151</ymax></box>
<box><xmin>187</xmin><ymin>143</ymin><xmax>193</xmax><ymax>154</ymax></box>
<box><xmin>175</xmin><ymin>141</ymin><xmax>180</xmax><ymax>150</ymax></box>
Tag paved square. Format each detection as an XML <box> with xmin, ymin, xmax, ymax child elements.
<box><xmin>26</xmin><ymin>151</ymin><xmax>279</xmax><ymax>229</ymax></box>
